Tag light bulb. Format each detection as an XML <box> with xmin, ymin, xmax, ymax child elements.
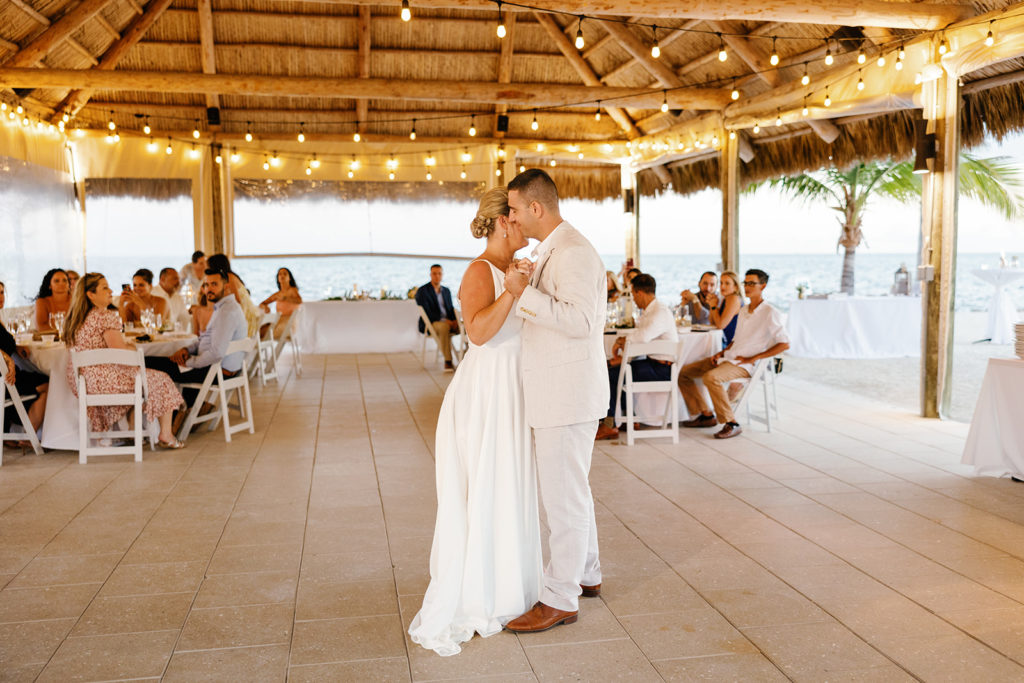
<box><xmin>857</xmin><ymin>77</ymin><xmax>865</xmax><ymax>91</ymax></box>
<box><xmin>519</xmin><ymin>165</ymin><xmax>525</xmax><ymax>172</ymax></box>
<box><xmin>877</xmin><ymin>55</ymin><xmax>886</xmax><ymax>67</ymax></box>
<box><xmin>661</xmin><ymin>92</ymin><xmax>668</xmax><ymax>113</ymax></box>
<box><xmin>426</xmin><ymin>153</ymin><xmax>436</xmax><ymax>166</ymax></box>
<box><xmin>113</xmin><ymin>132</ymin><xmax>120</xmax><ymax>142</ymax></box>
<box><xmin>497</xmin><ymin>20</ymin><xmax>506</xmax><ymax>38</ymax></box>
<box><xmin>350</xmin><ymin>159</ymin><xmax>360</xmax><ymax>171</ymax></box>
<box><xmin>305</xmin><ymin>166</ymin><xmax>311</xmax><ymax>175</ymax></box>
<box><xmin>108</xmin><ymin>117</ymin><xmax>116</xmax><ymax>131</ymax></box>
<box><xmin>263</xmin><ymin>160</ymin><xmax>270</xmax><ymax>170</ymax></box>
<box><xmin>575</xmin><ymin>27</ymin><xmax>584</xmax><ymax>50</ymax></box>
<box><xmin>938</xmin><ymin>37</ymin><xmax>948</xmax><ymax>54</ymax></box>
<box><xmin>801</xmin><ymin>70</ymin><xmax>810</xmax><ymax>86</ymax></box>
<box><xmin>461</xmin><ymin>149</ymin><xmax>472</xmax><ymax>163</ymax></box>
<box><xmin>426</xmin><ymin>171</ymin><xmax>432</xmax><ymax>180</ymax></box>
<box><xmin>718</xmin><ymin>35</ymin><xmax>728</xmax><ymax>62</ymax></box>
<box><xmin>549</xmin><ymin>159</ymin><xmax>556</xmax><ymax>167</ymax></box>
<box><xmin>189</xmin><ymin>144</ymin><xmax>200</xmax><ymax>159</ymax></box>
<box><xmin>776</xmin><ymin>113</ymin><xmax>782</xmax><ymax>126</ymax></box>
<box><xmin>824</xmin><ymin>47</ymin><xmax>834</xmax><ymax>66</ymax></box>
<box><xmin>802</xmin><ymin>105</ymin><xmax>809</xmax><ymax>116</ymax></box>
<box><xmin>353</xmin><ymin>132</ymin><xmax>361</xmax><ymax>142</ymax></box>
<box><xmin>166</xmin><ymin>139</ymin><xmax>173</xmax><ymax>155</ymax></box>
<box><xmin>348</xmin><ymin>170</ymin><xmax>354</xmax><ymax>178</ymax></box>
<box><xmin>410</xmin><ymin>121</ymin><xmax>416</xmax><ymax>140</ymax></box>
<box><xmin>215</xmin><ymin>154</ymin><xmax>223</xmax><ymax>164</ymax></box>
<box><xmin>650</xmin><ymin>26</ymin><xmax>660</xmax><ymax>59</ymax></box>
<box><xmin>230</xmin><ymin>150</ymin><xmax>240</xmax><ymax>163</ymax></box>
<box><xmin>460</xmin><ymin>168</ymin><xmax>466</xmax><ymax>179</ymax></box>
<box><xmin>753</xmin><ymin>122</ymin><xmax>760</xmax><ymax>134</ymax></box>
<box><xmin>824</xmin><ymin>91</ymin><xmax>832</xmax><ymax>107</ymax></box>
<box><xmin>143</xmin><ymin>122</ymin><xmax>151</xmax><ymax>135</ymax></box>
<box><xmin>310</xmin><ymin>155</ymin><xmax>320</xmax><ymax>168</ymax></box>
<box><xmin>895</xmin><ymin>58</ymin><xmax>904</xmax><ymax>71</ymax></box>
<box><xmin>62</xmin><ymin>112</ymin><xmax>70</xmax><ymax>123</ymax></box>
<box><xmin>728</xmin><ymin>130</ymin><xmax>736</xmax><ymax>140</ymax></box>
<box><xmin>192</xmin><ymin>128</ymin><xmax>200</xmax><ymax>139</ymax></box>
<box><xmin>469</xmin><ymin>116</ymin><xmax>476</xmax><ymax>136</ymax></box>
<box><xmin>388</xmin><ymin>172</ymin><xmax>395</xmax><ymax>180</ymax></box>
<box><xmin>297</xmin><ymin>130</ymin><xmax>305</xmax><ymax>143</ymax></box>
<box><xmin>531</xmin><ymin>113</ymin><xmax>539</xmax><ymax>131</ymax></box>
<box><xmin>985</xmin><ymin>24</ymin><xmax>994</xmax><ymax>46</ymax></box>
<box><xmin>857</xmin><ymin>49</ymin><xmax>866</xmax><ymax>64</ymax></box>
<box><xmin>595</xmin><ymin>106</ymin><xmax>602</xmax><ymax>121</ymax></box>
<box><xmin>400</xmin><ymin>0</ymin><xmax>410</xmax><ymax>22</ymax></box>
<box><xmin>245</xmin><ymin>123</ymin><xmax>253</xmax><ymax>142</ymax></box>
<box><xmin>496</xmin><ymin>168</ymin><xmax>502</xmax><ymax>177</ymax></box>
<box><xmin>769</xmin><ymin>38</ymin><xmax>779</xmax><ymax>66</ymax></box>
<box><xmin>245</xmin><ymin>132</ymin><xmax>253</xmax><ymax>142</ymax></box>
<box><xmin>147</xmin><ymin>137</ymin><xmax>157</xmax><ymax>152</ymax></box>
<box><xmin>16</xmin><ymin>105</ymin><xmax>24</xmax><ymax>114</ymax></box>
<box><xmin>898</xmin><ymin>45</ymin><xmax>906</xmax><ymax>60</ymax></box>
<box><xmin>731</xmin><ymin>87</ymin><xmax>740</xmax><ymax>101</ymax></box>
<box><xmin>270</xmin><ymin>153</ymin><xmax>280</xmax><ymax>167</ymax></box>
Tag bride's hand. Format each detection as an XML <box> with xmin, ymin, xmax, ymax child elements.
<box><xmin>513</xmin><ymin>258</ymin><xmax>534</xmax><ymax>276</ymax></box>
<box><xmin>505</xmin><ymin>265</ymin><xmax>528</xmax><ymax>297</ymax></box>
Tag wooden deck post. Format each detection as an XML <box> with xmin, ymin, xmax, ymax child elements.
<box><xmin>919</xmin><ymin>72</ymin><xmax>960</xmax><ymax>418</ymax></box>
<box><xmin>621</xmin><ymin>163</ymin><xmax>639</xmax><ymax>268</ymax></box>
<box><xmin>720</xmin><ymin>130</ymin><xmax>740</xmax><ymax>273</ymax></box>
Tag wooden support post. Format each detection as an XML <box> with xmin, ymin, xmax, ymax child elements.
<box><xmin>919</xmin><ymin>74</ymin><xmax>960</xmax><ymax>418</ymax></box>
<box><xmin>621</xmin><ymin>164</ymin><xmax>639</xmax><ymax>267</ymax></box>
<box><xmin>720</xmin><ymin>130</ymin><xmax>740</xmax><ymax>273</ymax></box>
<box><xmin>208</xmin><ymin>144</ymin><xmax>227</xmax><ymax>253</ymax></box>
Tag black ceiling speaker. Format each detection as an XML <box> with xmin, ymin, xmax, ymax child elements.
<box><xmin>206</xmin><ymin>106</ymin><xmax>221</xmax><ymax>127</ymax></box>
<box><xmin>496</xmin><ymin>115</ymin><xmax>509</xmax><ymax>132</ymax></box>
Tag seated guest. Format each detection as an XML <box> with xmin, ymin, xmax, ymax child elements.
<box><xmin>676</xmin><ymin>269</ymin><xmax>789</xmax><ymax>440</ymax></box>
<box><xmin>118</xmin><ymin>269</ymin><xmax>169</xmax><ymax>326</ymax></box>
<box><xmin>1</xmin><ymin>321</ymin><xmax>49</xmax><ymax>437</ymax></box>
<box><xmin>415</xmin><ymin>264</ymin><xmax>459</xmax><ymax>371</ymax></box>
<box><xmin>152</xmin><ymin>267</ymin><xmax>190</xmax><ymax>330</ymax></box>
<box><xmin>606</xmin><ymin>270</ymin><xmax>622</xmax><ymax>302</ymax></box>
<box><xmin>679</xmin><ymin>271</ymin><xmax>717</xmax><ymax>325</ymax></box>
<box><xmin>707</xmin><ymin>270</ymin><xmax>743</xmax><ymax>346</ymax></box>
<box><xmin>259</xmin><ymin>267</ymin><xmax>303</xmax><ymax>338</ymax></box>
<box><xmin>63</xmin><ymin>273</ymin><xmax>184</xmax><ymax>449</ymax></box>
<box><xmin>206</xmin><ymin>254</ymin><xmax>262</xmax><ymax>337</ymax></box>
<box><xmin>66</xmin><ymin>270</ymin><xmax>80</xmax><ymax>294</ymax></box>
<box><xmin>624</xmin><ymin>267</ymin><xmax>642</xmax><ymax>292</ymax></box>
<box><xmin>179</xmin><ymin>251</ymin><xmax>207</xmax><ymax>300</ymax></box>
<box><xmin>0</xmin><ymin>280</ymin><xmax>5</xmax><ymax>309</ymax></box>
<box><xmin>190</xmin><ymin>283</ymin><xmax>215</xmax><ymax>335</ymax></box>
<box><xmin>596</xmin><ymin>274</ymin><xmax>678</xmax><ymax>440</ymax></box>
<box><xmin>34</xmin><ymin>268</ymin><xmax>71</xmax><ymax>331</ymax></box>
<box><xmin>145</xmin><ymin>269</ymin><xmax>247</xmax><ymax>433</ymax></box>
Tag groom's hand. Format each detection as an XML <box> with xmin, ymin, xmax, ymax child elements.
<box><xmin>513</xmin><ymin>258</ymin><xmax>534</xmax><ymax>277</ymax></box>
<box><xmin>505</xmin><ymin>265</ymin><xmax>529</xmax><ymax>297</ymax></box>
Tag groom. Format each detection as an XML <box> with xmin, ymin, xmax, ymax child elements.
<box><xmin>503</xmin><ymin>169</ymin><xmax>608</xmax><ymax>633</ymax></box>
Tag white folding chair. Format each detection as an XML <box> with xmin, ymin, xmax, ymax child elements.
<box><xmin>1</xmin><ymin>356</ymin><xmax>44</xmax><ymax>459</ymax></box>
<box><xmin>250</xmin><ymin>311</ymin><xmax>279</xmax><ymax>386</ymax></box>
<box><xmin>274</xmin><ymin>311</ymin><xmax>303</xmax><ymax>377</ymax></box>
<box><xmin>418</xmin><ymin>306</ymin><xmax>463</xmax><ymax>366</ymax></box>
<box><xmin>730</xmin><ymin>357</ymin><xmax>781</xmax><ymax>433</ymax></box>
<box><xmin>177</xmin><ymin>337</ymin><xmax>256</xmax><ymax>443</ymax></box>
<box><xmin>613</xmin><ymin>339</ymin><xmax>685</xmax><ymax>446</ymax></box>
<box><xmin>71</xmin><ymin>348</ymin><xmax>153</xmax><ymax>464</ymax></box>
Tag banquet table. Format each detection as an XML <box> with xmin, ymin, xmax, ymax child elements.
<box><xmin>962</xmin><ymin>358</ymin><xmax>1024</xmax><ymax>478</ymax></box>
<box><xmin>24</xmin><ymin>333</ymin><xmax>196</xmax><ymax>451</ymax></box>
<box><xmin>971</xmin><ymin>268</ymin><xmax>1024</xmax><ymax>345</ymax></box>
<box><xmin>294</xmin><ymin>300</ymin><xmax>422</xmax><ymax>354</ymax></box>
<box><xmin>606</xmin><ymin>327</ymin><xmax>723</xmax><ymax>425</ymax></box>
<box><xmin>786</xmin><ymin>296</ymin><xmax>921</xmax><ymax>359</ymax></box>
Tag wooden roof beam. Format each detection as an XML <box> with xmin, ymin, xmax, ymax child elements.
<box><xmin>309</xmin><ymin>0</ymin><xmax>971</xmax><ymax>30</ymax></box>
<box><xmin>52</xmin><ymin>0</ymin><xmax>177</xmax><ymax>121</ymax></box>
<box><xmin>3</xmin><ymin>0</ymin><xmax>118</xmax><ymax>68</ymax></box>
<box><xmin>197</xmin><ymin>0</ymin><xmax>220</xmax><ymax>111</ymax></box>
<box><xmin>600</xmin><ymin>19</ymin><xmax>703</xmax><ymax>83</ymax></box>
<box><xmin>493</xmin><ymin>12</ymin><xmax>517</xmax><ymax>137</ymax></box>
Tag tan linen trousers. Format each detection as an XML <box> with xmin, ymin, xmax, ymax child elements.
<box><xmin>677</xmin><ymin>357</ymin><xmax>750</xmax><ymax>424</ymax></box>
<box><xmin>431</xmin><ymin>320</ymin><xmax>457</xmax><ymax>361</ymax></box>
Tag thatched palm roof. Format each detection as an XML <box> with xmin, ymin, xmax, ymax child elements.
<box><xmin>2</xmin><ymin>0</ymin><xmax>1024</xmax><ymax>199</ymax></box>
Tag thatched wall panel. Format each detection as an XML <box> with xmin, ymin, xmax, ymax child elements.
<box><xmin>513</xmin><ymin>162</ymin><xmax>620</xmax><ymax>201</ymax></box>
<box><xmin>962</xmin><ymin>81</ymin><xmax>1024</xmax><ymax>146</ymax></box>
<box><xmin>122</xmin><ymin>45</ymin><xmax>203</xmax><ymax>73</ymax></box>
<box><xmin>86</xmin><ymin>177</ymin><xmax>192</xmax><ymax>200</ymax></box>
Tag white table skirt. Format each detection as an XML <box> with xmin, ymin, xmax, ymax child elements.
<box><xmin>786</xmin><ymin>296</ymin><xmax>921</xmax><ymax>359</ymax></box>
<box><xmin>606</xmin><ymin>328</ymin><xmax>723</xmax><ymax>425</ymax></box>
<box><xmin>971</xmin><ymin>268</ymin><xmax>1024</xmax><ymax>345</ymax></box>
<box><xmin>25</xmin><ymin>335</ymin><xmax>195</xmax><ymax>451</ymax></box>
<box><xmin>294</xmin><ymin>300</ymin><xmax>423</xmax><ymax>354</ymax></box>
<box><xmin>962</xmin><ymin>358</ymin><xmax>1024</xmax><ymax>478</ymax></box>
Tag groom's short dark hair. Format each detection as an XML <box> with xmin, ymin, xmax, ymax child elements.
<box><xmin>508</xmin><ymin>168</ymin><xmax>559</xmax><ymax>211</ymax></box>
<box><xmin>631</xmin><ymin>274</ymin><xmax>656</xmax><ymax>294</ymax></box>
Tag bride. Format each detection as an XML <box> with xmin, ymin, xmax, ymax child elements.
<box><xmin>408</xmin><ymin>187</ymin><xmax>542</xmax><ymax>656</ymax></box>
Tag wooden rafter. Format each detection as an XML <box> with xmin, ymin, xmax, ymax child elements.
<box><xmin>197</xmin><ymin>0</ymin><xmax>220</xmax><ymax>110</ymax></box>
<box><xmin>52</xmin><ymin>0</ymin><xmax>177</xmax><ymax>121</ymax></box>
<box><xmin>8</xmin><ymin>0</ymin><xmax>50</xmax><ymax>26</ymax></box>
<box><xmin>356</xmin><ymin>6</ymin><xmax>371</xmax><ymax>133</ymax></box>
<box><xmin>94</xmin><ymin>14</ymin><xmax>121</xmax><ymax>40</ymax></box>
<box><xmin>3</xmin><ymin>0</ymin><xmax>117</xmax><ymax>68</ymax></box>
<box><xmin>600</xmin><ymin>19</ymin><xmax>703</xmax><ymax>84</ymax></box>
<box><xmin>137</xmin><ymin>42</ymin><xmax>556</xmax><ymax>61</ymax></box>
<box><xmin>493</xmin><ymin>12</ymin><xmax>517</xmax><ymax>138</ymax></box>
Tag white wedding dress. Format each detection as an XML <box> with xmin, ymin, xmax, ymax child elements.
<box><xmin>409</xmin><ymin>260</ymin><xmax>542</xmax><ymax>657</ymax></box>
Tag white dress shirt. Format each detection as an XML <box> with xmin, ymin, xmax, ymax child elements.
<box><xmin>152</xmin><ymin>284</ymin><xmax>189</xmax><ymax>329</ymax></box>
<box><xmin>625</xmin><ymin>298</ymin><xmax>678</xmax><ymax>361</ymax></box>
<box><xmin>722</xmin><ymin>300</ymin><xmax>789</xmax><ymax>372</ymax></box>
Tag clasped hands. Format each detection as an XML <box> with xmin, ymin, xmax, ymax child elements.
<box><xmin>504</xmin><ymin>258</ymin><xmax>534</xmax><ymax>297</ymax></box>
<box><xmin>169</xmin><ymin>348</ymin><xmax>191</xmax><ymax>365</ymax></box>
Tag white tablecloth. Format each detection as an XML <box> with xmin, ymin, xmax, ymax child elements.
<box><xmin>786</xmin><ymin>296</ymin><xmax>921</xmax><ymax>359</ymax></box>
<box><xmin>294</xmin><ymin>300</ymin><xmax>423</xmax><ymax>354</ymax></box>
<box><xmin>606</xmin><ymin>328</ymin><xmax>723</xmax><ymax>425</ymax></box>
<box><xmin>25</xmin><ymin>335</ymin><xmax>195</xmax><ymax>451</ymax></box>
<box><xmin>962</xmin><ymin>358</ymin><xmax>1024</xmax><ymax>477</ymax></box>
<box><xmin>971</xmin><ymin>268</ymin><xmax>1024</xmax><ymax>345</ymax></box>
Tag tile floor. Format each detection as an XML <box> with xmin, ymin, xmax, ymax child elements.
<box><xmin>1</xmin><ymin>352</ymin><xmax>1024</xmax><ymax>681</ymax></box>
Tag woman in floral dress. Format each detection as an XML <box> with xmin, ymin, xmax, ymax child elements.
<box><xmin>64</xmin><ymin>273</ymin><xmax>185</xmax><ymax>449</ymax></box>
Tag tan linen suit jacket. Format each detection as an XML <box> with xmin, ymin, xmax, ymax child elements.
<box><xmin>515</xmin><ymin>222</ymin><xmax>609</xmax><ymax>429</ymax></box>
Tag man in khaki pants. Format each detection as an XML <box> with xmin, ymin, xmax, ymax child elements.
<box><xmin>677</xmin><ymin>269</ymin><xmax>789</xmax><ymax>439</ymax></box>
<box><xmin>415</xmin><ymin>265</ymin><xmax>460</xmax><ymax>371</ymax></box>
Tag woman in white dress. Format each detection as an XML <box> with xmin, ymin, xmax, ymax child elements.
<box><xmin>409</xmin><ymin>187</ymin><xmax>542</xmax><ymax>656</ymax></box>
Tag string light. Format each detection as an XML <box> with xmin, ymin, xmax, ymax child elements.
<box><xmin>410</xmin><ymin>119</ymin><xmax>417</xmax><ymax>140</ymax></box>
<box><xmin>531</xmin><ymin>110</ymin><xmax>539</xmax><ymax>131</ymax></box>
<box><xmin>575</xmin><ymin>17</ymin><xmax>585</xmax><ymax>50</ymax></box>
<box><xmin>938</xmin><ymin>34</ymin><xmax>948</xmax><ymax>54</ymax></box>
<box><xmin>728</xmin><ymin>130</ymin><xmax>736</xmax><ymax>140</ymax></box>
<box><xmin>801</xmin><ymin>65</ymin><xmax>810</xmax><ymax>86</ymax></box>
<box><xmin>426</xmin><ymin>171</ymin><xmax>433</xmax><ymax>180</ymax></box>
<box><xmin>824</xmin><ymin>41</ymin><xmax>834</xmax><ymax>66</ymax></box>
<box><xmin>877</xmin><ymin>54</ymin><xmax>886</xmax><ymax>67</ymax></box>
<box><xmin>146</xmin><ymin>136</ymin><xmax>157</xmax><ymax>152</ymax></box>
<box><xmin>349</xmin><ymin>157</ymin><xmax>359</xmax><ymax>178</ymax></box>
<box><xmin>469</xmin><ymin>115</ymin><xmax>477</xmax><ymax>136</ymax></box>
<box><xmin>105</xmin><ymin>129</ymin><xmax>116</xmax><ymax>143</ymax></box>
<box><xmin>497</xmin><ymin>145</ymin><xmax>506</xmax><ymax>158</ymax></box>
<box><xmin>263</xmin><ymin>155</ymin><xmax>271</xmax><ymax>171</ymax></box>
<box><xmin>717</xmin><ymin>33</ymin><xmax>727</xmax><ymax>62</ymax></box>
<box><xmin>215</xmin><ymin>152</ymin><xmax>223</xmax><ymax>165</ymax></box>
<box><xmin>270</xmin><ymin>151</ymin><xmax>281</xmax><ymax>167</ymax></box>
<box><xmin>192</xmin><ymin>119</ymin><xmax>200</xmax><ymax>139</ymax></box>
<box><xmin>802</xmin><ymin>97</ymin><xmax>809</xmax><ymax>117</ymax></box>
<box><xmin>107</xmin><ymin>111</ymin><xmax>116</xmax><ymax>131</ymax></box>
<box><xmin>824</xmin><ymin>86</ymin><xmax>832</xmax><ymax>107</ymax></box>
<box><xmin>661</xmin><ymin>90</ymin><xmax>669</xmax><ymax>113</ymax></box>
<box><xmin>898</xmin><ymin>44</ymin><xmax>906</xmax><ymax>61</ymax></box>
<box><xmin>496</xmin><ymin>1</ymin><xmax>506</xmax><ymax>38</ymax></box>
<box><xmin>143</xmin><ymin>116</ymin><xmax>151</xmax><ymax>135</ymax></box>
<box><xmin>16</xmin><ymin>105</ymin><xmax>24</xmax><ymax>115</ymax></box>
<box><xmin>650</xmin><ymin>26</ymin><xmax>660</xmax><ymax>59</ymax></box>
<box><xmin>297</xmin><ymin>123</ymin><xmax>305</xmax><ymax>143</ymax></box>
<box><xmin>230</xmin><ymin>148</ymin><xmax>240</xmax><ymax>163</ymax></box>
<box><xmin>245</xmin><ymin>122</ymin><xmax>253</xmax><ymax>142</ymax></box>
<box><xmin>769</xmin><ymin>37</ymin><xmax>779</xmax><ymax>66</ymax></box>
<box><xmin>62</xmin><ymin>112</ymin><xmax>70</xmax><ymax>123</ymax></box>
<box><xmin>400</xmin><ymin>0</ymin><xmax>411</xmax><ymax>22</ymax></box>
<box><xmin>496</xmin><ymin>168</ymin><xmax>503</xmax><ymax>177</ymax></box>
<box><xmin>857</xmin><ymin>47</ymin><xmax>866</xmax><ymax>64</ymax></box>
<box><xmin>857</xmin><ymin>74</ymin><xmax>865</xmax><ymax>91</ymax></box>
<box><xmin>985</xmin><ymin>21</ymin><xmax>994</xmax><ymax>47</ymax></box>
<box><xmin>461</xmin><ymin>148</ymin><xmax>472</xmax><ymax>163</ymax></box>
<box><xmin>353</xmin><ymin>131</ymin><xmax>361</xmax><ymax>142</ymax></box>
<box><xmin>189</xmin><ymin>142</ymin><xmax>200</xmax><ymax>159</ymax></box>
<box><xmin>305</xmin><ymin>164</ymin><xmax>312</xmax><ymax>175</ymax></box>
<box><xmin>165</xmin><ymin>138</ymin><xmax>173</xmax><ymax>155</ymax></box>
<box><xmin>776</xmin><ymin>109</ymin><xmax>782</xmax><ymax>127</ymax></box>
<box><xmin>519</xmin><ymin>165</ymin><xmax>525</xmax><ymax>173</ymax></box>
<box><xmin>310</xmin><ymin>154</ymin><xmax>320</xmax><ymax>169</ymax></box>
<box><xmin>425</xmin><ymin>151</ymin><xmax>436</xmax><ymax>166</ymax></box>
<box><xmin>460</xmin><ymin>166</ymin><xmax>467</xmax><ymax>179</ymax></box>
<box><xmin>595</xmin><ymin>101</ymin><xmax>602</xmax><ymax>121</ymax></box>
<box><xmin>753</xmin><ymin>121</ymin><xmax>760</xmax><ymax>134</ymax></box>
<box><xmin>730</xmin><ymin>80</ymin><xmax>740</xmax><ymax>101</ymax></box>
<box><xmin>549</xmin><ymin>159</ymin><xmax>556</xmax><ymax>167</ymax></box>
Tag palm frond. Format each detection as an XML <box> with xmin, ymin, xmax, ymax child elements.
<box><xmin>753</xmin><ymin>173</ymin><xmax>840</xmax><ymax>206</ymax></box>
<box><xmin>958</xmin><ymin>153</ymin><xmax>1024</xmax><ymax>220</ymax></box>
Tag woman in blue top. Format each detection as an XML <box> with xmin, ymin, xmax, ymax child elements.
<box><xmin>707</xmin><ymin>270</ymin><xmax>742</xmax><ymax>346</ymax></box>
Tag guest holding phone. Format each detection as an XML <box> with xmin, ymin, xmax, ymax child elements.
<box><xmin>118</xmin><ymin>269</ymin><xmax>169</xmax><ymax>326</ymax></box>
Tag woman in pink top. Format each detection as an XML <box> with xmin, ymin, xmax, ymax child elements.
<box><xmin>259</xmin><ymin>267</ymin><xmax>302</xmax><ymax>338</ymax></box>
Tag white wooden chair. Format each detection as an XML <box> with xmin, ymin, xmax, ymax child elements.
<box><xmin>418</xmin><ymin>306</ymin><xmax>463</xmax><ymax>366</ymax></box>
<box><xmin>729</xmin><ymin>357</ymin><xmax>781</xmax><ymax>433</ymax></box>
<box><xmin>250</xmin><ymin>311</ymin><xmax>279</xmax><ymax>386</ymax></box>
<box><xmin>1</xmin><ymin>356</ymin><xmax>44</xmax><ymax>459</ymax></box>
<box><xmin>274</xmin><ymin>311</ymin><xmax>303</xmax><ymax>377</ymax></box>
<box><xmin>71</xmin><ymin>348</ymin><xmax>152</xmax><ymax>464</ymax></box>
<box><xmin>177</xmin><ymin>337</ymin><xmax>256</xmax><ymax>443</ymax></box>
<box><xmin>613</xmin><ymin>339</ymin><xmax>685</xmax><ymax>446</ymax></box>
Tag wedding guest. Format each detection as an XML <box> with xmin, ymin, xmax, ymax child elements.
<box><xmin>118</xmin><ymin>268</ymin><xmax>169</xmax><ymax>326</ymax></box>
<box><xmin>179</xmin><ymin>250</ymin><xmax>207</xmax><ymax>296</ymax></box>
<box><xmin>596</xmin><ymin>274</ymin><xmax>678</xmax><ymax>440</ymax></box>
<box><xmin>145</xmin><ymin>269</ymin><xmax>247</xmax><ymax>434</ymax></box>
<box><xmin>2</xmin><ymin>322</ymin><xmax>48</xmax><ymax>435</ymax></box>
<box><xmin>415</xmin><ymin>264</ymin><xmax>459</xmax><ymax>371</ymax></box>
<box><xmin>206</xmin><ymin>254</ymin><xmax>261</xmax><ymax>336</ymax></box>
<box><xmin>707</xmin><ymin>270</ymin><xmax>743</xmax><ymax>346</ymax></box>
<box><xmin>66</xmin><ymin>270</ymin><xmax>80</xmax><ymax>293</ymax></box>
<box><xmin>0</xmin><ymin>280</ymin><xmax>5</xmax><ymax>309</ymax></box>
<box><xmin>606</xmin><ymin>270</ymin><xmax>622</xmax><ymax>302</ymax></box>
<box><xmin>259</xmin><ymin>267</ymin><xmax>302</xmax><ymax>338</ymax></box>
<box><xmin>679</xmin><ymin>271</ymin><xmax>717</xmax><ymax>325</ymax></box>
<box><xmin>63</xmin><ymin>273</ymin><xmax>184</xmax><ymax>449</ymax></box>
<box><xmin>624</xmin><ymin>267</ymin><xmax>642</xmax><ymax>291</ymax></box>
<box><xmin>677</xmin><ymin>269</ymin><xmax>789</xmax><ymax>440</ymax></box>
<box><xmin>152</xmin><ymin>267</ymin><xmax>190</xmax><ymax>329</ymax></box>
<box><xmin>190</xmin><ymin>282</ymin><xmax>215</xmax><ymax>335</ymax></box>
<box><xmin>34</xmin><ymin>268</ymin><xmax>71</xmax><ymax>331</ymax></box>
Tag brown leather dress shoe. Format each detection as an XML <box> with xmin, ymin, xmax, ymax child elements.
<box><xmin>581</xmin><ymin>583</ymin><xmax>601</xmax><ymax>597</ymax></box>
<box><xmin>505</xmin><ymin>602</ymin><xmax>578</xmax><ymax>633</ymax></box>
<box><xmin>682</xmin><ymin>414</ymin><xmax>717</xmax><ymax>428</ymax></box>
<box><xmin>594</xmin><ymin>424</ymin><xmax>619</xmax><ymax>440</ymax></box>
<box><xmin>713</xmin><ymin>423</ymin><xmax>743</xmax><ymax>439</ymax></box>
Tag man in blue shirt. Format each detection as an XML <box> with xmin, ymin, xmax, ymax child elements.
<box><xmin>145</xmin><ymin>269</ymin><xmax>248</xmax><ymax>429</ymax></box>
<box><xmin>415</xmin><ymin>264</ymin><xmax>459</xmax><ymax>371</ymax></box>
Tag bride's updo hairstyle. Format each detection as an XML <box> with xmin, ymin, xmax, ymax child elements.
<box><xmin>470</xmin><ymin>187</ymin><xmax>510</xmax><ymax>238</ymax></box>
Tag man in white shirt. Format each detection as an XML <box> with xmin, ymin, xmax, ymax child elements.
<box><xmin>151</xmin><ymin>267</ymin><xmax>190</xmax><ymax>330</ymax></box>
<box><xmin>677</xmin><ymin>269</ymin><xmax>789</xmax><ymax>439</ymax></box>
<box><xmin>597</xmin><ymin>274</ymin><xmax>678</xmax><ymax>440</ymax></box>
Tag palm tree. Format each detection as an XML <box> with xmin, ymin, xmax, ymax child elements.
<box><xmin>752</xmin><ymin>154</ymin><xmax>1024</xmax><ymax>293</ymax></box>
